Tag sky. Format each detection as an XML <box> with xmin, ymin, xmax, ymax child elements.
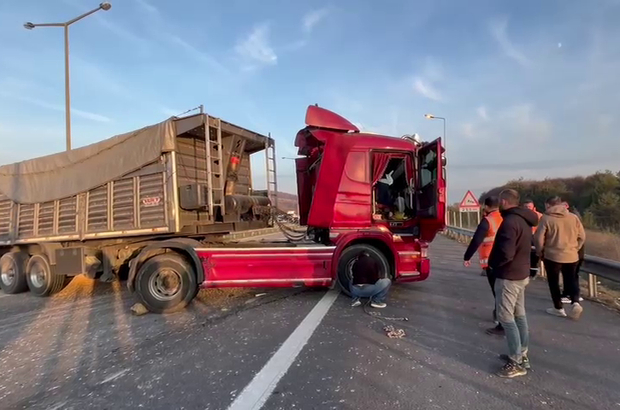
<box><xmin>0</xmin><ymin>0</ymin><xmax>619</xmax><ymax>204</ymax></box>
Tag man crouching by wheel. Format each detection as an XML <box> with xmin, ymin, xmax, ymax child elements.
<box><xmin>349</xmin><ymin>251</ymin><xmax>391</xmax><ymax>308</ymax></box>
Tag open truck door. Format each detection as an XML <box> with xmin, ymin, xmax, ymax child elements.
<box><xmin>416</xmin><ymin>137</ymin><xmax>446</xmax><ymax>242</ymax></box>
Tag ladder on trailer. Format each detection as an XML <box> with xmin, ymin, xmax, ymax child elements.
<box><xmin>204</xmin><ymin>114</ymin><xmax>225</xmax><ymax>217</ymax></box>
<box><xmin>265</xmin><ymin>134</ymin><xmax>278</xmax><ymax>210</ymax></box>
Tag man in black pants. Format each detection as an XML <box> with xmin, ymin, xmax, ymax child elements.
<box><xmin>463</xmin><ymin>196</ymin><xmax>504</xmax><ymax>335</ymax></box>
<box><xmin>534</xmin><ymin>196</ymin><xmax>586</xmax><ymax>320</ymax></box>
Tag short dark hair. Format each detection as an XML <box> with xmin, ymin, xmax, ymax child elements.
<box><xmin>523</xmin><ymin>198</ymin><xmax>534</xmax><ymax>205</ymax></box>
<box><xmin>484</xmin><ymin>196</ymin><xmax>499</xmax><ymax>208</ymax></box>
<box><xmin>499</xmin><ymin>189</ymin><xmax>520</xmax><ymax>206</ymax></box>
<box><xmin>546</xmin><ymin>196</ymin><xmax>563</xmax><ymax>207</ymax></box>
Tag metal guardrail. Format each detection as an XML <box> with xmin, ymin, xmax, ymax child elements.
<box><xmin>443</xmin><ymin>225</ymin><xmax>620</xmax><ymax>298</ymax></box>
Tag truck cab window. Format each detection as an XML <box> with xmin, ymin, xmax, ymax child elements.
<box><xmin>373</xmin><ymin>156</ymin><xmax>414</xmax><ymax>221</ymax></box>
<box><xmin>420</xmin><ymin>150</ymin><xmax>438</xmax><ymax>188</ymax></box>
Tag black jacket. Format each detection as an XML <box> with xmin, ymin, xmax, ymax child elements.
<box><xmin>488</xmin><ymin>207</ymin><xmax>539</xmax><ymax>281</ymax></box>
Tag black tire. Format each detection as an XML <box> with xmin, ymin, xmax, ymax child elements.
<box><xmin>337</xmin><ymin>244</ymin><xmax>391</xmax><ymax>296</ymax></box>
<box><xmin>134</xmin><ymin>253</ymin><xmax>198</xmax><ymax>314</ymax></box>
<box><xmin>0</xmin><ymin>252</ymin><xmax>29</xmax><ymax>294</ymax></box>
<box><xmin>26</xmin><ymin>254</ymin><xmax>67</xmax><ymax>297</ymax></box>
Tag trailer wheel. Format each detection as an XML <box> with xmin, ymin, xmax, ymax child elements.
<box><xmin>0</xmin><ymin>252</ymin><xmax>29</xmax><ymax>294</ymax></box>
<box><xmin>134</xmin><ymin>253</ymin><xmax>198</xmax><ymax>314</ymax></box>
<box><xmin>26</xmin><ymin>254</ymin><xmax>67</xmax><ymax>297</ymax></box>
<box><xmin>337</xmin><ymin>244</ymin><xmax>390</xmax><ymax>296</ymax></box>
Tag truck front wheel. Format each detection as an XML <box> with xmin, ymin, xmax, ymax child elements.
<box><xmin>26</xmin><ymin>254</ymin><xmax>68</xmax><ymax>297</ymax></box>
<box><xmin>337</xmin><ymin>244</ymin><xmax>390</xmax><ymax>296</ymax></box>
<box><xmin>134</xmin><ymin>253</ymin><xmax>198</xmax><ymax>314</ymax></box>
<box><xmin>0</xmin><ymin>252</ymin><xmax>28</xmax><ymax>294</ymax></box>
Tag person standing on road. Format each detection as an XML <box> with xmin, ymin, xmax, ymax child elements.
<box><xmin>534</xmin><ymin>197</ymin><xmax>586</xmax><ymax>319</ymax></box>
<box><xmin>522</xmin><ymin>199</ymin><xmax>543</xmax><ymax>279</ymax></box>
<box><xmin>349</xmin><ymin>251</ymin><xmax>391</xmax><ymax>309</ymax></box>
<box><xmin>560</xmin><ymin>202</ymin><xmax>585</xmax><ymax>304</ymax></box>
<box><xmin>463</xmin><ymin>196</ymin><xmax>504</xmax><ymax>336</ymax></box>
<box><xmin>488</xmin><ymin>189</ymin><xmax>539</xmax><ymax>378</ymax></box>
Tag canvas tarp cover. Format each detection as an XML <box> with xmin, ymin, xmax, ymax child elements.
<box><xmin>0</xmin><ymin>119</ymin><xmax>177</xmax><ymax>204</ymax></box>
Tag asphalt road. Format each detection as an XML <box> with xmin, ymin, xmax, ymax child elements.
<box><xmin>1</xmin><ymin>234</ymin><xmax>619</xmax><ymax>410</ymax></box>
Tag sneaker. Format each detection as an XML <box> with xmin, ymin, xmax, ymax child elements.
<box><xmin>569</xmin><ymin>303</ymin><xmax>583</xmax><ymax>321</ymax></box>
<box><xmin>485</xmin><ymin>324</ymin><xmax>505</xmax><ymax>336</ymax></box>
<box><xmin>370</xmin><ymin>301</ymin><xmax>387</xmax><ymax>309</ymax></box>
<box><xmin>562</xmin><ymin>297</ymin><xmax>583</xmax><ymax>304</ymax></box>
<box><xmin>546</xmin><ymin>307</ymin><xmax>567</xmax><ymax>317</ymax></box>
<box><xmin>496</xmin><ymin>361</ymin><xmax>527</xmax><ymax>378</ymax></box>
<box><xmin>499</xmin><ymin>354</ymin><xmax>531</xmax><ymax>370</ymax></box>
<box><xmin>351</xmin><ymin>298</ymin><xmax>361</xmax><ymax>307</ymax></box>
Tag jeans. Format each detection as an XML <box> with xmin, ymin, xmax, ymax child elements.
<box><xmin>544</xmin><ymin>259</ymin><xmax>580</xmax><ymax>308</ymax></box>
<box><xmin>350</xmin><ymin>278</ymin><xmax>391</xmax><ymax>303</ymax></box>
<box><xmin>495</xmin><ymin>278</ymin><xmax>530</xmax><ymax>363</ymax></box>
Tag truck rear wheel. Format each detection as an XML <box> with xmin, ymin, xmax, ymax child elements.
<box><xmin>337</xmin><ymin>244</ymin><xmax>390</xmax><ymax>296</ymax></box>
<box><xmin>0</xmin><ymin>252</ymin><xmax>28</xmax><ymax>294</ymax></box>
<box><xmin>134</xmin><ymin>253</ymin><xmax>198</xmax><ymax>314</ymax></box>
<box><xmin>26</xmin><ymin>254</ymin><xmax>68</xmax><ymax>297</ymax></box>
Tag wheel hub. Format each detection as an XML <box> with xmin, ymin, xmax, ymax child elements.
<box><xmin>1</xmin><ymin>264</ymin><xmax>15</xmax><ymax>286</ymax></box>
<box><xmin>29</xmin><ymin>263</ymin><xmax>46</xmax><ymax>288</ymax></box>
<box><xmin>149</xmin><ymin>268</ymin><xmax>182</xmax><ymax>301</ymax></box>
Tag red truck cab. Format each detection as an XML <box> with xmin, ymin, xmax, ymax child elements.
<box><xmin>130</xmin><ymin>105</ymin><xmax>446</xmax><ymax>313</ymax></box>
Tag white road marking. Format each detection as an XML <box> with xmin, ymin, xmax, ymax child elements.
<box><xmin>0</xmin><ymin>293</ymin><xmax>10</xmax><ymax>299</ymax></box>
<box><xmin>99</xmin><ymin>369</ymin><xmax>130</xmax><ymax>385</ymax></box>
<box><xmin>227</xmin><ymin>289</ymin><xmax>340</xmax><ymax>410</ymax></box>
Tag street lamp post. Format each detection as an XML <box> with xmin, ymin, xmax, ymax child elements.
<box><xmin>24</xmin><ymin>2</ymin><xmax>112</xmax><ymax>151</ymax></box>
<box><xmin>424</xmin><ymin>114</ymin><xmax>446</xmax><ymax>147</ymax></box>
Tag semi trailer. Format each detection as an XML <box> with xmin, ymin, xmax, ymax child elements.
<box><xmin>128</xmin><ymin>105</ymin><xmax>447</xmax><ymax>313</ymax></box>
<box><xmin>0</xmin><ymin>108</ymin><xmax>277</xmax><ymax>297</ymax></box>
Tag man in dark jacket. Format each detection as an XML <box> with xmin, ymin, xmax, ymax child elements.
<box><xmin>489</xmin><ymin>189</ymin><xmax>539</xmax><ymax>378</ymax></box>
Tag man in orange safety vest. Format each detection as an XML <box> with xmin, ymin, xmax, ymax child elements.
<box><xmin>464</xmin><ymin>195</ymin><xmax>504</xmax><ymax>335</ymax></box>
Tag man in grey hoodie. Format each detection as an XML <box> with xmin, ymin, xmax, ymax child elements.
<box><xmin>534</xmin><ymin>196</ymin><xmax>586</xmax><ymax>320</ymax></box>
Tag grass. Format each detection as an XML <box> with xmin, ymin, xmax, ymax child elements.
<box><xmin>583</xmin><ymin>229</ymin><xmax>620</xmax><ymax>261</ymax></box>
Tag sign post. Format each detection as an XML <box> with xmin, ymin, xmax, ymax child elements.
<box><xmin>458</xmin><ymin>190</ymin><xmax>481</xmax><ymax>228</ymax></box>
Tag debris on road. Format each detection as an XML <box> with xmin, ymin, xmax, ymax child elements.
<box><xmin>131</xmin><ymin>303</ymin><xmax>149</xmax><ymax>316</ymax></box>
<box><xmin>383</xmin><ymin>325</ymin><xmax>406</xmax><ymax>339</ymax></box>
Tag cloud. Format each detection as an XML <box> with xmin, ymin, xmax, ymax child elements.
<box><xmin>4</xmin><ymin>93</ymin><xmax>111</xmax><ymax>123</ymax></box>
<box><xmin>167</xmin><ymin>35</ymin><xmax>231</xmax><ymax>76</ymax></box>
<box><xmin>411</xmin><ymin>57</ymin><xmax>444</xmax><ymax>101</ymax></box>
<box><xmin>303</xmin><ymin>8</ymin><xmax>331</xmax><ymax>33</ymax></box>
<box><xmin>134</xmin><ymin>0</ymin><xmax>159</xmax><ymax>14</ymax></box>
<box><xmin>489</xmin><ymin>17</ymin><xmax>531</xmax><ymax>67</ymax></box>
<box><xmin>235</xmin><ymin>23</ymin><xmax>278</xmax><ymax>68</ymax></box>
<box><xmin>459</xmin><ymin>103</ymin><xmax>550</xmax><ymax>144</ymax></box>
<box><xmin>413</xmin><ymin>77</ymin><xmax>442</xmax><ymax>101</ymax></box>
